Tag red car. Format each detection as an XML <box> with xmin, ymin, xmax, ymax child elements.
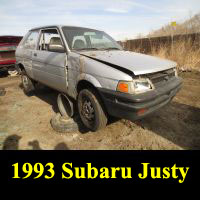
<box><xmin>0</xmin><ymin>36</ymin><xmax>22</xmax><ymax>74</ymax></box>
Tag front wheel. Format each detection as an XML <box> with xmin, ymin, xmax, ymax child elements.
<box><xmin>78</xmin><ymin>88</ymin><xmax>108</xmax><ymax>131</ymax></box>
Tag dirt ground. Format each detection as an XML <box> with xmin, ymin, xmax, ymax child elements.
<box><xmin>0</xmin><ymin>71</ymin><xmax>200</xmax><ymax>150</ymax></box>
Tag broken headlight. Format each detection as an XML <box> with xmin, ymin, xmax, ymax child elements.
<box><xmin>117</xmin><ymin>78</ymin><xmax>154</xmax><ymax>94</ymax></box>
<box><xmin>133</xmin><ymin>78</ymin><xmax>154</xmax><ymax>93</ymax></box>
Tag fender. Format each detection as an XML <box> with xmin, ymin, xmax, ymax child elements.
<box><xmin>77</xmin><ymin>73</ymin><xmax>102</xmax><ymax>88</ymax></box>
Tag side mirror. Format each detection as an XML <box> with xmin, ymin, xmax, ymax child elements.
<box><xmin>48</xmin><ymin>44</ymin><xmax>65</xmax><ymax>53</ymax></box>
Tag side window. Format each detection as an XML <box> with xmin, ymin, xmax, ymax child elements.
<box><xmin>23</xmin><ymin>31</ymin><xmax>39</xmax><ymax>50</ymax></box>
<box><xmin>38</xmin><ymin>29</ymin><xmax>63</xmax><ymax>51</ymax></box>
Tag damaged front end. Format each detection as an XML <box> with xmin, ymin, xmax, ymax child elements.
<box><xmin>96</xmin><ymin>66</ymin><xmax>182</xmax><ymax>121</ymax></box>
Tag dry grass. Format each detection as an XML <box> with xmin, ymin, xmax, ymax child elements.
<box><xmin>122</xmin><ymin>37</ymin><xmax>200</xmax><ymax>72</ymax></box>
<box><xmin>150</xmin><ymin>39</ymin><xmax>200</xmax><ymax>71</ymax></box>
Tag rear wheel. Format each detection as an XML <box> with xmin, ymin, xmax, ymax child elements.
<box><xmin>78</xmin><ymin>88</ymin><xmax>107</xmax><ymax>131</ymax></box>
<box><xmin>21</xmin><ymin>70</ymin><xmax>35</xmax><ymax>94</ymax></box>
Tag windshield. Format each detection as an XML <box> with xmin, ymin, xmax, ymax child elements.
<box><xmin>62</xmin><ymin>26</ymin><xmax>122</xmax><ymax>51</ymax></box>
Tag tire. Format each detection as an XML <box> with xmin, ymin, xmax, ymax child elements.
<box><xmin>50</xmin><ymin>113</ymin><xmax>80</xmax><ymax>133</ymax></box>
<box><xmin>57</xmin><ymin>93</ymin><xmax>74</xmax><ymax>117</ymax></box>
<box><xmin>21</xmin><ymin>70</ymin><xmax>35</xmax><ymax>94</ymax></box>
<box><xmin>78</xmin><ymin>88</ymin><xmax>108</xmax><ymax>131</ymax></box>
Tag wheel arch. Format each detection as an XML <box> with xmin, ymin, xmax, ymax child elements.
<box><xmin>16</xmin><ymin>63</ymin><xmax>25</xmax><ymax>74</ymax></box>
<box><xmin>77</xmin><ymin>79</ymin><xmax>99</xmax><ymax>94</ymax></box>
<box><xmin>76</xmin><ymin>79</ymin><xmax>108</xmax><ymax>116</ymax></box>
<box><xmin>76</xmin><ymin>74</ymin><xmax>102</xmax><ymax>96</ymax></box>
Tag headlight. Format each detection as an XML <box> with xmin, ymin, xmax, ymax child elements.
<box><xmin>133</xmin><ymin>79</ymin><xmax>154</xmax><ymax>93</ymax></box>
<box><xmin>117</xmin><ymin>79</ymin><xmax>154</xmax><ymax>94</ymax></box>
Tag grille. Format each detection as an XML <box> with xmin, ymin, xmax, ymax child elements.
<box><xmin>142</xmin><ymin>68</ymin><xmax>176</xmax><ymax>87</ymax></box>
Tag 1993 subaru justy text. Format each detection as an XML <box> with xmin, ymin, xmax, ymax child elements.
<box><xmin>15</xmin><ymin>25</ymin><xmax>182</xmax><ymax>131</ymax></box>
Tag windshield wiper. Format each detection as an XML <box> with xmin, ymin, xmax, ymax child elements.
<box><xmin>73</xmin><ymin>47</ymin><xmax>100</xmax><ymax>51</ymax></box>
<box><xmin>73</xmin><ymin>47</ymin><xmax>121</xmax><ymax>51</ymax></box>
<box><xmin>101</xmin><ymin>47</ymin><xmax>121</xmax><ymax>51</ymax></box>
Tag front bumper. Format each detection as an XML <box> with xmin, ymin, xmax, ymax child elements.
<box><xmin>97</xmin><ymin>77</ymin><xmax>182</xmax><ymax>121</ymax></box>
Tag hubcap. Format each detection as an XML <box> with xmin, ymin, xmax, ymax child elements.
<box><xmin>82</xmin><ymin>98</ymin><xmax>95</xmax><ymax>121</ymax></box>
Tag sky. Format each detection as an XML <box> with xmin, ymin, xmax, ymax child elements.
<box><xmin>0</xmin><ymin>0</ymin><xmax>200</xmax><ymax>40</ymax></box>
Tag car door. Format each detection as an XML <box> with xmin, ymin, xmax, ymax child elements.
<box><xmin>21</xmin><ymin>31</ymin><xmax>40</xmax><ymax>79</ymax></box>
<box><xmin>32</xmin><ymin>28</ymin><xmax>68</xmax><ymax>93</ymax></box>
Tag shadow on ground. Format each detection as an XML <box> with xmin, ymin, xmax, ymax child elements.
<box><xmin>20</xmin><ymin>84</ymin><xmax>120</xmax><ymax>134</ymax></box>
<box><xmin>0</xmin><ymin>71</ymin><xmax>8</xmax><ymax>78</ymax></box>
<box><xmin>136</xmin><ymin>101</ymin><xmax>200</xmax><ymax>149</ymax></box>
<box><xmin>2</xmin><ymin>134</ymin><xmax>69</xmax><ymax>150</ymax></box>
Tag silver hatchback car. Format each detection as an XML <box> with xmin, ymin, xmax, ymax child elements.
<box><xmin>15</xmin><ymin>25</ymin><xmax>182</xmax><ymax>131</ymax></box>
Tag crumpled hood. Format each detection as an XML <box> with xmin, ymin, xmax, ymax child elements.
<box><xmin>80</xmin><ymin>50</ymin><xmax>176</xmax><ymax>75</ymax></box>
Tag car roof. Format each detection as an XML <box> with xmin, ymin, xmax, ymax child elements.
<box><xmin>30</xmin><ymin>25</ymin><xmax>62</xmax><ymax>31</ymax></box>
<box><xmin>30</xmin><ymin>25</ymin><xmax>100</xmax><ymax>32</ymax></box>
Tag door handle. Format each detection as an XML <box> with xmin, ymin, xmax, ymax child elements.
<box><xmin>33</xmin><ymin>53</ymin><xmax>37</xmax><ymax>57</ymax></box>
